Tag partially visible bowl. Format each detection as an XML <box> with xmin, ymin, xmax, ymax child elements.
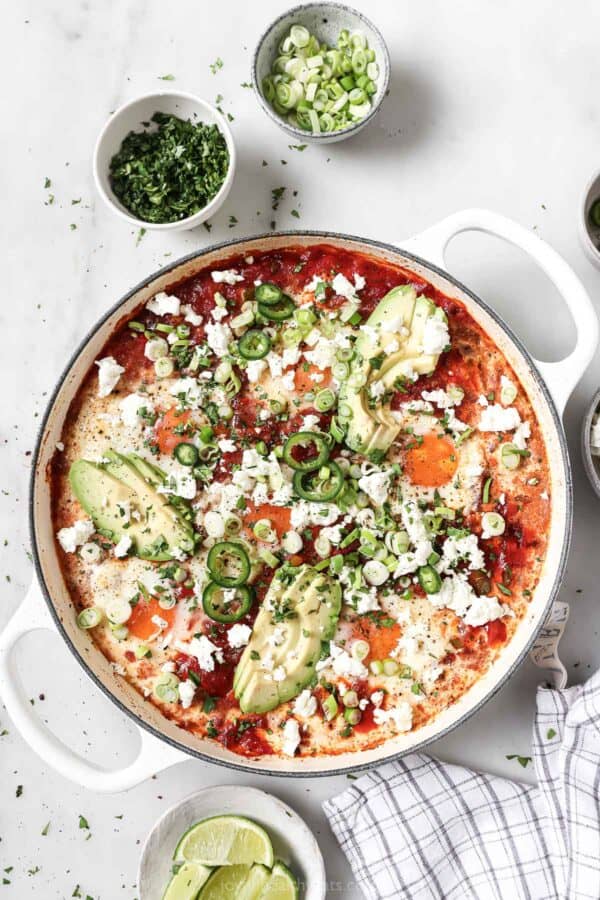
<box><xmin>137</xmin><ymin>785</ymin><xmax>326</xmax><ymax>900</ymax></box>
<box><xmin>93</xmin><ymin>91</ymin><xmax>236</xmax><ymax>232</ymax></box>
<box><xmin>253</xmin><ymin>2</ymin><xmax>390</xmax><ymax>144</ymax></box>
<box><xmin>579</xmin><ymin>169</ymin><xmax>600</xmax><ymax>268</ymax></box>
<box><xmin>582</xmin><ymin>388</ymin><xmax>600</xmax><ymax>498</ymax></box>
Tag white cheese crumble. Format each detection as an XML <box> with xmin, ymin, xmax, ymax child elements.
<box><xmin>302</xmin><ymin>414</ymin><xmax>320</xmax><ymax>431</ymax></box>
<box><xmin>440</xmin><ymin>533</ymin><xmax>485</xmax><ymax>572</ymax></box>
<box><xmin>177</xmin><ymin>635</ymin><xmax>223</xmax><ymax>672</ymax></box>
<box><xmin>246</xmin><ymin>359</ymin><xmax>268</xmax><ymax>382</ymax></box>
<box><xmin>181</xmin><ymin>304</ymin><xmax>203</xmax><ymax>326</ymax></box>
<box><xmin>421</xmin><ymin>388</ymin><xmax>461</xmax><ymax>409</ymax></box>
<box><xmin>211</xmin><ymin>269</ymin><xmax>244</xmax><ymax>285</ymax></box>
<box><xmin>370</xmin><ymin>691</ymin><xmax>384</xmax><ymax>707</ymax></box>
<box><xmin>373</xmin><ymin>701</ymin><xmax>413</xmax><ymax>732</ymax></box>
<box><xmin>422</xmin><ymin>316</ymin><xmax>450</xmax><ymax>354</ymax></box>
<box><xmin>205</xmin><ymin>321</ymin><xmax>232</xmax><ymax>357</ymax></box>
<box><xmin>218</xmin><ymin>439</ymin><xmax>236</xmax><ymax>453</ymax></box>
<box><xmin>57</xmin><ymin>519</ymin><xmax>95</xmax><ymax>554</ymax></box>
<box><xmin>463</xmin><ymin>595</ymin><xmax>511</xmax><ymax>627</ymax></box>
<box><xmin>113</xmin><ymin>535</ymin><xmax>132</xmax><ymax>558</ymax></box>
<box><xmin>146</xmin><ymin>292</ymin><xmax>181</xmax><ymax>316</ymax></box>
<box><xmin>513</xmin><ymin>421</ymin><xmax>531</xmax><ymax>450</ymax></box>
<box><xmin>478</xmin><ymin>404</ymin><xmax>521</xmax><ymax>433</ymax></box>
<box><xmin>169</xmin><ymin>377</ymin><xmax>203</xmax><ymax>406</ymax></box>
<box><xmin>178</xmin><ymin>679</ymin><xmax>196</xmax><ymax>709</ymax></box>
<box><xmin>272</xmin><ymin>665</ymin><xmax>287</xmax><ymax>683</ymax></box>
<box><xmin>293</xmin><ymin>689</ymin><xmax>317</xmax><ymax>718</ymax></box>
<box><xmin>95</xmin><ymin>357</ymin><xmax>125</xmax><ymax>398</ymax></box>
<box><xmin>358</xmin><ymin>469</ymin><xmax>391</xmax><ymax>506</ymax></box>
<box><xmin>316</xmin><ymin>641</ymin><xmax>368</xmax><ymax>679</ymax></box>
<box><xmin>227</xmin><ymin>624</ymin><xmax>252</xmax><ymax>649</ymax></box>
<box><xmin>282</xmin><ymin>718</ymin><xmax>301</xmax><ymax>756</ymax></box>
<box><xmin>331</xmin><ymin>272</ymin><xmax>365</xmax><ymax>301</ymax></box>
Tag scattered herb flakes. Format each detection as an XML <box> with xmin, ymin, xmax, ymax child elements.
<box><xmin>71</xmin><ymin>198</ymin><xmax>81</xmax><ymax>205</ymax></box>
<box><xmin>72</xmin><ymin>887</ymin><xmax>82</xmax><ymax>898</ymax></box>
<box><xmin>547</xmin><ymin>728</ymin><xmax>557</xmax><ymax>740</ymax></box>
<box><xmin>203</xmin><ymin>695</ymin><xmax>217</xmax><ymax>713</ymax></box>
<box><xmin>506</xmin><ymin>754</ymin><xmax>532</xmax><ymax>768</ymax></box>
<box><xmin>262</xmin><ymin>160</ymin><xmax>268</xmax><ymax>167</ymax></box>
<box><xmin>135</xmin><ymin>227</ymin><xmax>146</xmax><ymax>246</ymax></box>
<box><xmin>41</xmin><ymin>821</ymin><xmax>50</xmax><ymax>836</ymax></box>
<box><xmin>271</xmin><ymin>186</ymin><xmax>285</xmax><ymax>210</ymax></box>
<box><xmin>228</xmin><ymin>215</ymin><xmax>238</xmax><ymax>228</ymax></box>
<box><xmin>290</xmin><ymin>209</ymin><xmax>300</xmax><ymax>219</ymax></box>
<box><xmin>27</xmin><ymin>866</ymin><xmax>40</xmax><ymax>876</ymax></box>
<box><xmin>203</xmin><ymin>221</ymin><xmax>212</xmax><ymax>232</ymax></box>
<box><xmin>43</xmin><ymin>177</ymin><xmax>51</xmax><ymax>189</ymax></box>
<box><xmin>45</xmin><ymin>194</ymin><xmax>55</xmax><ymax>206</ymax></box>
<box><xmin>0</xmin><ymin>729</ymin><xmax>8</xmax><ymax>737</ymax></box>
<box><xmin>78</xmin><ymin>813</ymin><xmax>90</xmax><ymax>830</ymax></box>
<box><xmin>288</xmin><ymin>143</ymin><xmax>308</xmax><ymax>151</ymax></box>
<box><xmin>70</xmin><ymin>223</ymin><xmax>77</xmax><ymax>230</ymax></box>
<box><xmin>210</xmin><ymin>57</ymin><xmax>223</xmax><ymax>75</ymax></box>
<box><xmin>240</xmin><ymin>82</ymin><xmax>252</xmax><ymax>88</ymax></box>
<box><xmin>109</xmin><ymin>113</ymin><xmax>230</xmax><ymax>224</ymax></box>
<box><xmin>15</xmin><ymin>784</ymin><xmax>23</xmax><ymax>797</ymax></box>
<box><xmin>346</xmin><ymin>773</ymin><xmax>358</xmax><ymax>780</ymax></box>
<box><xmin>158</xmin><ymin>73</ymin><xmax>175</xmax><ymax>80</ymax></box>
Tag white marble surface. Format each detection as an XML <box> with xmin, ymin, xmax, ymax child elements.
<box><xmin>3</xmin><ymin>0</ymin><xmax>600</xmax><ymax>896</ymax></box>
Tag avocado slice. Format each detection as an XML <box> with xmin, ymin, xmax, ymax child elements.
<box><xmin>340</xmin><ymin>287</ymin><xmax>448</xmax><ymax>458</ymax></box>
<box><xmin>69</xmin><ymin>452</ymin><xmax>194</xmax><ymax>561</ymax></box>
<box><xmin>234</xmin><ymin>565</ymin><xmax>342</xmax><ymax>715</ymax></box>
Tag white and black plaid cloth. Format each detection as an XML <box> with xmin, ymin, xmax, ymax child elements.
<box><xmin>324</xmin><ymin>671</ymin><xmax>600</xmax><ymax>899</ymax></box>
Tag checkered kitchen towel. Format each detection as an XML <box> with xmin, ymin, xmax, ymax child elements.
<box><xmin>324</xmin><ymin>670</ymin><xmax>600</xmax><ymax>900</ymax></box>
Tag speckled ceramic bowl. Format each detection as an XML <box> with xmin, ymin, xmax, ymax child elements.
<box><xmin>581</xmin><ymin>388</ymin><xmax>600</xmax><ymax>497</ymax></box>
<box><xmin>252</xmin><ymin>2</ymin><xmax>390</xmax><ymax>143</ymax></box>
<box><xmin>579</xmin><ymin>169</ymin><xmax>600</xmax><ymax>269</ymax></box>
<box><xmin>137</xmin><ymin>785</ymin><xmax>326</xmax><ymax>900</ymax></box>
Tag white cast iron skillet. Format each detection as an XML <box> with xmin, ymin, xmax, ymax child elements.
<box><xmin>0</xmin><ymin>209</ymin><xmax>597</xmax><ymax>792</ymax></box>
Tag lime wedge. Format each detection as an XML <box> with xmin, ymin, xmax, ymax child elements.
<box><xmin>258</xmin><ymin>861</ymin><xmax>299</xmax><ymax>900</ymax></box>
<box><xmin>239</xmin><ymin>863</ymin><xmax>271</xmax><ymax>900</ymax></box>
<box><xmin>198</xmin><ymin>863</ymin><xmax>251</xmax><ymax>898</ymax></box>
<box><xmin>162</xmin><ymin>861</ymin><xmax>211</xmax><ymax>900</ymax></box>
<box><xmin>174</xmin><ymin>815</ymin><xmax>274</xmax><ymax>868</ymax></box>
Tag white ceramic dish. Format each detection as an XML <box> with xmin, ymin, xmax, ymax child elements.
<box><xmin>252</xmin><ymin>2</ymin><xmax>390</xmax><ymax>144</ymax></box>
<box><xmin>0</xmin><ymin>210</ymin><xmax>597</xmax><ymax>793</ymax></box>
<box><xmin>93</xmin><ymin>92</ymin><xmax>236</xmax><ymax>232</ymax></box>
<box><xmin>137</xmin><ymin>785</ymin><xmax>326</xmax><ymax>900</ymax></box>
<box><xmin>581</xmin><ymin>388</ymin><xmax>600</xmax><ymax>498</ymax></box>
<box><xmin>579</xmin><ymin>169</ymin><xmax>600</xmax><ymax>268</ymax></box>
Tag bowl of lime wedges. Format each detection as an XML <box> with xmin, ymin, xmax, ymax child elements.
<box><xmin>137</xmin><ymin>785</ymin><xmax>326</xmax><ymax>899</ymax></box>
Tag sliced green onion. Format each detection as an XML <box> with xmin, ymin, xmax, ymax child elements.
<box><xmin>154</xmin><ymin>672</ymin><xmax>180</xmax><ymax>704</ymax></box>
<box><xmin>77</xmin><ymin>607</ymin><xmax>103</xmax><ymax>630</ymax></box>
<box><xmin>351</xmin><ymin>639</ymin><xmax>370</xmax><ymax>661</ymax></box>
<box><xmin>315</xmin><ymin>389</ymin><xmax>336</xmax><ymax>412</ymax></box>
<box><xmin>322</xmin><ymin>693</ymin><xmax>338</xmax><ymax>721</ymax></box>
<box><xmin>154</xmin><ymin>357</ymin><xmax>174</xmax><ymax>378</ymax></box>
<box><xmin>482</xmin><ymin>512</ymin><xmax>506</xmax><ymax>538</ymax></box>
<box><xmin>382</xmin><ymin>658</ymin><xmax>400</xmax><ymax>676</ymax></box>
<box><xmin>369</xmin><ymin>659</ymin><xmax>384</xmax><ymax>675</ymax></box>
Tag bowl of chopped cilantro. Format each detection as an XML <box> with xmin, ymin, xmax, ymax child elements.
<box><xmin>93</xmin><ymin>92</ymin><xmax>235</xmax><ymax>230</ymax></box>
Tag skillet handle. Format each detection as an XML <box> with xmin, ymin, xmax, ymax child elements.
<box><xmin>400</xmin><ymin>207</ymin><xmax>598</xmax><ymax>414</ymax></box>
<box><xmin>0</xmin><ymin>580</ymin><xmax>188</xmax><ymax>793</ymax></box>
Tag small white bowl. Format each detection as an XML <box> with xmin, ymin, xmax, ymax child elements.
<box><xmin>581</xmin><ymin>388</ymin><xmax>600</xmax><ymax>498</ymax></box>
<box><xmin>252</xmin><ymin>2</ymin><xmax>390</xmax><ymax>144</ymax></box>
<box><xmin>93</xmin><ymin>92</ymin><xmax>236</xmax><ymax>231</ymax></box>
<box><xmin>579</xmin><ymin>169</ymin><xmax>600</xmax><ymax>268</ymax></box>
<box><xmin>137</xmin><ymin>785</ymin><xmax>326</xmax><ymax>900</ymax></box>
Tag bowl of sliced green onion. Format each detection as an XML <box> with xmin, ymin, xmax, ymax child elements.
<box><xmin>253</xmin><ymin>2</ymin><xmax>390</xmax><ymax>142</ymax></box>
<box><xmin>580</xmin><ymin>169</ymin><xmax>600</xmax><ymax>269</ymax></box>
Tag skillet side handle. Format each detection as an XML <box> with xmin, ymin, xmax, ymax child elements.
<box><xmin>400</xmin><ymin>208</ymin><xmax>598</xmax><ymax>414</ymax></box>
<box><xmin>0</xmin><ymin>581</ymin><xmax>188</xmax><ymax>793</ymax></box>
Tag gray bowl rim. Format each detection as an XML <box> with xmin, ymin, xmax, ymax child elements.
<box><xmin>581</xmin><ymin>387</ymin><xmax>600</xmax><ymax>498</ymax></box>
<box><xmin>251</xmin><ymin>1</ymin><xmax>391</xmax><ymax>141</ymax></box>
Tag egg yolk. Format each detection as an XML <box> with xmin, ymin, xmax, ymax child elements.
<box><xmin>404</xmin><ymin>432</ymin><xmax>458</xmax><ymax>487</ymax></box>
